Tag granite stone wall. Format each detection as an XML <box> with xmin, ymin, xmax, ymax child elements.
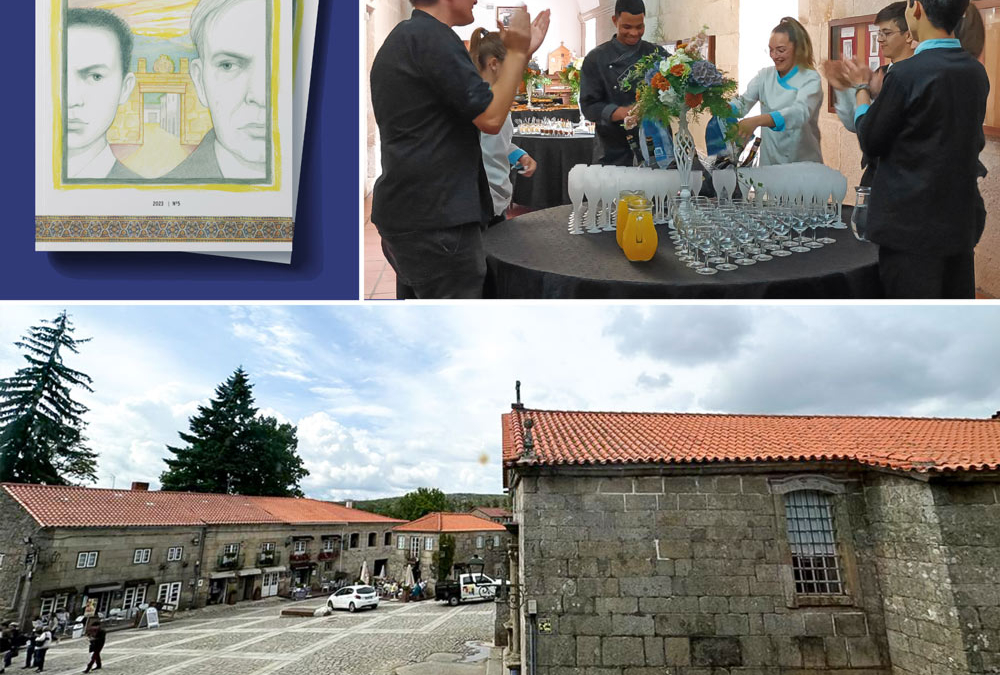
<box><xmin>0</xmin><ymin>490</ymin><xmax>44</xmax><ymax>623</ymax></box>
<box><xmin>933</xmin><ymin>482</ymin><xmax>1000</xmax><ymax>674</ymax></box>
<box><xmin>514</xmin><ymin>469</ymin><xmax>891</xmax><ymax>675</ymax></box>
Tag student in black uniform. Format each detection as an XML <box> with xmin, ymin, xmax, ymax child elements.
<box><xmin>844</xmin><ymin>0</ymin><xmax>989</xmax><ymax>298</ymax></box>
<box><xmin>579</xmin><ymin>0</ymin><xmax>663</xmax><ymax>166</ymax></box>
<box><xmin>370</xmin><ymin>1</ymin><xmax>550</xmax><ymax>299</ymax></box>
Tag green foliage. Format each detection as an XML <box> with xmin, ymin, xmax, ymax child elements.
<box><xmin>0</xmin><ymin>311</ymin><xmax>97</xmax><ymax>485</ymax></box>
<box><xmin>160</xmin><ymin>368</ymin><xmax>308</xmax><ymax>496</ymax></box>
<box><xmin>433</xmin><ymin>533</ymin><xmax>456</xmax><ymax>581</ymax></box>
<box><xmin>393</xmin><ymin>487</ymin><xmax>453</xmax><ymax>521</ymax></box>
<box><xmin>355</xmin><ymin>493</ymin><xmax>507</xmax><ymax>518</ymax></box>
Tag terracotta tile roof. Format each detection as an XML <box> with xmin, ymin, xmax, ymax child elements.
<box><xmin>471</xmin><ymin>507</ymin><xmax>511</xmax><ymax>518</ymax></box>
<box><xmin>502</xmin><ymin>408</ymin><xmax>1000</xmax><ymax>474</ymax></box>
<box><xmin>0</xmin><ymin>484</ymin><xmax>404</xmax><ymax>528</ymax></box>
<box><xmin>393</xmin><ymin>512</ymin><xmax>508</xmax><ymax>533</ymax></box>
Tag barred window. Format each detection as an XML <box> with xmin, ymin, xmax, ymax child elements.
<box><xmin>784</xmin><ymin>490</ymin><xmax>844</xmax><ymax>595</ymax></box>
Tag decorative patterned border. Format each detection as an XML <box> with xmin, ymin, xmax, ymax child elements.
<box><xmin>35</xmin><ymin>216</ymin><xmax>294</xmax><ymax>242</ymax></box>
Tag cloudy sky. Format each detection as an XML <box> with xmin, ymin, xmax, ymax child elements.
<box><xmin>1</xmin><ymin>304</ymin><xmax>999</xmax><ymax>501</ymax></box>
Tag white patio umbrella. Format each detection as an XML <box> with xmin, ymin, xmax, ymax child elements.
<box><xmin>360</xmin><ymin>560</ymin><xmax>370</xmax><ymax>585</ymax></box>
<box><xmin>403</xmin><ymin>564</ymin><xmax>415</xmax><ymax>588</ymax></box>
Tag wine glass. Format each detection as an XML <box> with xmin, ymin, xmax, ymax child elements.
<box><xmin>831</xmin><ymin>173</ymin><xmax>849</xmax><ymax>230</ymax></box>
<box><xmin>692</xmin><ymin>225</ymin><xmax>719</xmax><ymax>275</ymax></box>
<box><xmin>581</xmin><ymin>166</ymin><xmax>603</xmax><ymax>233</ymax></box>
<box><xmin>567</xmin><ymin>165</ymin><xmax>586</xmax><ymax>234</ymax></box>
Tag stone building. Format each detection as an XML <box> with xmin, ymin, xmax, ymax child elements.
<box><xmin>501</xmin><ymin>406</ymin><xmax>1000</xmax><ymax>675</ymax></box>
<box><xmin>0</xmin><ymin>483</ymin><xmax>403</xmax><ymax>626</ymax></box>
<box><xmin>392</xmin><ymin>512</ymin><xmax>510</xmax><ymax>582</ymax></box>
<box><xmin>470</xmin><ymin>507</ymin><xmax>514</xmax><ymax>526</ymax></box>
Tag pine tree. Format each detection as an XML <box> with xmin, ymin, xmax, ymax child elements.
<box><xmin>0</xmin><ymin>311</ymin><xmax>97</xmax><ymax>484</ymax></box>
<box><xmin>160</xmin><ymin>368</ymin><xmax>308</xmax><ymax>496</ymax></box>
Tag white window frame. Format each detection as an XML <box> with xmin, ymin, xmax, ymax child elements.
<box><xmin>0</xmin><ymin>552</ymin><xmax>5</xmax><ymax>568</ymax></box>
<box><xmin>223</xmin><ymin>543</ymin><xmax>240</xmax><ymax>555</ymax></box>
<box><xmin>494</xmin><ymin>535</ymin><xmax>501</xmax><ymax>547</ymax></box>
<box><xmin>167</xmin><ymin>546</ymin><xmax>183</xmax><ymax>562</ymax></box>
<box><xmin>322</xmin><ymin>539</ymin><xmax>334</xmax><ymax>552</ymax></box>
<box><xmin>40</xmin><ymin>597</ymin><xmax>54</xmax><ymax>616</ymax></box>
<box><xmin>157</xmin><ymin>581</ymin><xmax>182</xmax><ymax>607</ymax></box>
<box><xmin>409</xmin><ymin>536</ymin><xmax>421</xmax><ymax>558</ymax></box>
<box><xmin>123</xmin><ymin>585</ymin><xmax>147</xmax><ymax>610</ymax></box>
<box><xmin>294</xmin><ymin>540</ymin><xmax>307</xmax><ymax>554</ymax></box>
<box><xmin>133</xmin><ymin>548</ymin><xmax>151</xmax><ymax>564</ymax></box>
<box><xmin>262</xmin><ymin>542</ymin><xmax>276</xmax><ymax>552</ymax></box>
<box><xmin>424</xmin><ymin>536</ymin><xmax>434</xmax><ymax>551</ymax></box>
<box><xmin>397</xmin><ymin>535</ymin><xmax>406</xmax><ymax>550</ymax></box>
<box><xmin>476</xmin><ymin>536</ymin><xmax>484</xmax><ymax>549</ymax></box>
<box><xmin>77</xmin><ymin>551</ymin><xmax>98</xmax><ymax>568</ymax></box>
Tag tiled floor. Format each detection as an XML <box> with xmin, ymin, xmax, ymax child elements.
<box><xmin>362</xmin><ymin>194</ymin><xmax>994</xmax><ymax>300</ymax></box>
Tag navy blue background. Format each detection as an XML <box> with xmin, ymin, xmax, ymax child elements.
<box><xmin>0</xmin><ymin>1</ymin><xmax>358</xmax><ymax>300</ymax></box>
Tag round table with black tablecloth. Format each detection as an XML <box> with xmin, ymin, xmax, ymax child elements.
<box><xmin>510</xmin><ymin>108</ymin><xmax>582</xmax><ymax>123</ymax></box>
<box><xmin>511</xmin><ymin>134</ymin><xmax>595</xmax><ymax>209</ymax></box>
<box><xmin>484</xmin><ymin>205</ymin><xmax>881</xmax><ymax>299</ymax></box>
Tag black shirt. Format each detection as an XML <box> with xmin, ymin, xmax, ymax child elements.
<box><xmin>370</xmin><ymin>10</ymin><xmax>494</xmax><ymax>233</ymax></box>
<box><xmin>857</xmin><ymin>47</ymin><xmax>989</xmax><ymax>255</ymax></box>
<box><xmin>580</xmin><ymin>37</ymin><xmax>662</xmax><ymax>165</ymax></box>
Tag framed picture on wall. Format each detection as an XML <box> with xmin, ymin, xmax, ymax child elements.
<box><xmin>842</xmin><ymin>38</ymin><xmax>854</xmax><ymax>61</ymax></box>
<box><xmin>497</xmin><ymin>6</ymin><xmax>519</xmax><ymax>27</ymax></box>
<box><xmin>869</xmin><ymin>30</ymin><xmax>881</xmax><ymax>57</ymax></box>
<box><xmin>869</xmin><ymin>56</ymin><xmax>881</xmax><ymax>71</ymax></box>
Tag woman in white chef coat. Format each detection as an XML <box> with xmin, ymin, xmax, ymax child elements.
<box><xmin>731</xmin><ymin>17</ymin><xmax>823</xmax><ymax>165</ymax></box>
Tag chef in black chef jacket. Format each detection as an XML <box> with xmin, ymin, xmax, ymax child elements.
<box><xmin>579</xmin><ymin>0</ymin><xmax>664</xmax><ymax>166</ymax></box>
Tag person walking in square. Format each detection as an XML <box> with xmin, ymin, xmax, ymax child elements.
<box><xmin>29</xmin><ymin>627</ymin><xmax>50</xmax><ymax>673</ymax></box>
<box><xmin>83</xmin><ymin>621</ymin><xmax>105</xmax><ymax>673</ymax></box>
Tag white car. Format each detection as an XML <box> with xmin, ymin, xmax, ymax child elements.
<box><xmin>327</xmin><ymin>585</ymin><xmax>379</xmax><ymax>612</ymax></box>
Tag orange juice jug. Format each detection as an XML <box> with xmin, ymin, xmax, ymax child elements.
<box><xmin>622</xmin><ymin>197</ymin><xmax>657</xmax><ymax>261</ymax></box>
<box><xmin>616</xmin><ymin>190</ymin><xmax>646</xmax><ymax>248</ymax></box>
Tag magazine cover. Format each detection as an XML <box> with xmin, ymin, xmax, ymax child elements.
<box><xmin>35</xmin><ymin>0</ymin><xmax>295</xmax><ymax>256</ymax></box>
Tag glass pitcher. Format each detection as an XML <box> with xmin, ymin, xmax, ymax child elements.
<box><xmin>850</xmin><ymin>186</ymin><xmax>871</xmax><ymax>242</ymax></box>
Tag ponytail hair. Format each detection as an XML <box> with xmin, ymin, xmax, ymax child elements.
<box><xmin>469</xmin><ymin>27</ymin><xmax>506</xmax><ymax>71</ymax></box>
<box><xmin>772</xmin><ymin>17</ymin><xmax>815</xmax><ymax>70</ymax></box>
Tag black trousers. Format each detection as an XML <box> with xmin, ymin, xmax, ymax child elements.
<box><xmin>878</xmin><ymin>247</ymin><xmax>976</xmax><ymax>299</ymax></box>
<box><xmin>32</xmin><ymin>649</ymin><xmax>45</xmax><ymax>671</ymax></box>
<box><xmin>379</xmin><ymin>222</ymin><xmax>487</xmax><ymax>300</ymax></box>
<box><xmin>85</xmin><ymin>648</ymin><xmax>102</xmax><ymax>672</ymax></box>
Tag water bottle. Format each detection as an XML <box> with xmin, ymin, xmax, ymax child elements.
<box><xmin>850</xmin><ymin>186</ymin><xmax>871</xmax><ymax>242</ymax></box>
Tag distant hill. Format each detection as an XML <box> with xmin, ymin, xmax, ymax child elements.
<box><xmin>353</xmin><ymin>493</ymin><xmax>508</xmax><ymax>519</ymax></box>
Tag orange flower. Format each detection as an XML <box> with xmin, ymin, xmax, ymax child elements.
<box><xmin>636</xmin><ymin>89</ymin><xmax>642</xmax><ymax>101</ymax></box>
<box><xmin>669</xmin><ymin>64</ymin><xmax>687</xmax><ymax>77</ymax></box>
<box><xmin>685</xmin><ymin>92</ymin><xmax>704</xmax><ymax>107</ymax></box>
<box><xmin>650</xmin><ymin>72</ymin><xmax>670</xmax><ymax>91</ymax></box>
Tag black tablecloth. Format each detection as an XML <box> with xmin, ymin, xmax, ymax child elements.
<box><xmin>484</xmin><ymin>205</ymin><xmax>881</xmax><ymax>299</ymax></box>
<box><xmin>511</xmin><ymin>134</ymin><xmax>595</xmax><ymax>209</ymax></box>
<box><xmin>510</xmin><ymin>109</ymin><xmax>582</xmax><ymax>123</ymax></box>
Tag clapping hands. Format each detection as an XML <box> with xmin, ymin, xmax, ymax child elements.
<box><xmin>499</xmin><ymin>7</ymin><xmax>551</xmax><ymax>56</ymax></box>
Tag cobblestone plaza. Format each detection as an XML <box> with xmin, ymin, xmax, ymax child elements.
<box><xmin>30</xmin><ymin>599</ymin><xmax>495</xmax><ymax>675</ymax></box>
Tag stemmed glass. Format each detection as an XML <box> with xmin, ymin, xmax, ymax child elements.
<box><xmin>693</xmin><ymin>225</ymin><xmax>719</xmax><ymax>275</ymax></box>
<box><xmin>567</xmin><ymin>165</ymin><xmax>586</xmax><ymax>234</ymax></box>
<box><xmin>581</xmin><ymin>166</ymin><xmax>603</xmax><ymax>233</ymax></box>
<box><xmin>831</xmin><ymin>173</ymin><xmax>849</xmax><ymax>230</ymax></box>
<box><xmin>731</xmin><ymin>218</ymin><xmax>757</xmax><ymax>266</ymax></box>
<box><xmin>599</xmin><ymin>167</ymin><xmax>619</xmax><ymax>231</ymax></box>
<box><xmin>787</xmin><ymin>200</ymin><xmax>812</xmax><ymax>253</ymax></box>
<box><xmin>769</xmin><ymin>207</ymin><xmax>793</xmax><ymax>257</ymax></box>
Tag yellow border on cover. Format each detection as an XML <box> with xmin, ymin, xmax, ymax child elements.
<box><xmin>50</xmin><ymin>0</ymin><xmax>283</xmax><ymax>192</ymax></box>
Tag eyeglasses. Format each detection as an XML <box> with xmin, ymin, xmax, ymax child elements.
<box><xmin>876</xmin><ymin>29</ymin><xmax>904</xmax><ymax>39</ymax></box>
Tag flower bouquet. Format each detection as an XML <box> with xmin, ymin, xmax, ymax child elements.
<box><xmin>522</xmin><ymin>60</ymin><xmax>552</xmax><ymax>108</ymax></box>
<box><xmin>621</xmin><ymin>29</ymin><xmax>738</xmax><ymax>200</ymax></box>
<box><xmin>558</xmin><ymin>57</ymin><xmax>583</xmax><ymax>104</ymax></box>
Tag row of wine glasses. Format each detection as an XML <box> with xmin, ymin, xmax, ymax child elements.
<box><xmin>670</xmin><ymin>195</ymin><xmax>845</xmax><ymax>275</ymax></box>
<box><xmin>516</xmin><ymin>117</ymin><xmax>594</xmax><ymax>136</ymax></box>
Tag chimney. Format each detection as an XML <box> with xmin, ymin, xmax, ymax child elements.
<box><xmin>512</xmin><ymin>380</ymin><xmax>524</xmax><ymax>410</ymax></box>
<box><xmin>131</xmin><ymin>482</ymin><xmax>149</xmax><ymax>491</ymax></box>
<box><xmin>345</xmin><ymin>500</ymin><xmax>354</xmax><ymax>509</ymax></box>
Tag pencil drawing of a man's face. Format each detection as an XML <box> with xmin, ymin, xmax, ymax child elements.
<box><xmin>190</xmin><ymin>0</ymin><xmax>268</xmax><ymax>167</ymax></box>
<box><xmin>66</xmin><ymin>20</ymin><xmax>135</xmax><ymax>153</ymax></box>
